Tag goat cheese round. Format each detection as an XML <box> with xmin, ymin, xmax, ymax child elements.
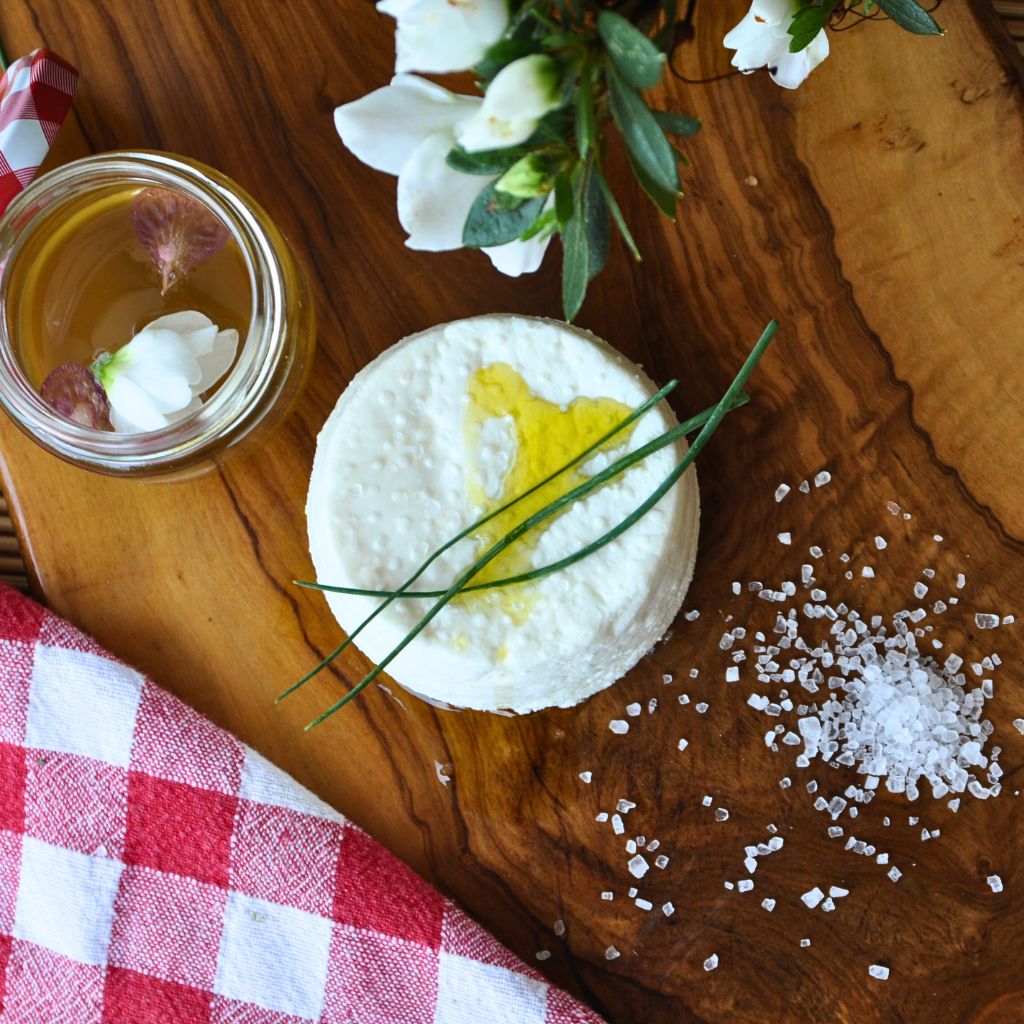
<box><xmin>306</xmin><ymin>315</ymin><xmax>699</xmax><ymax>713</ymax></box>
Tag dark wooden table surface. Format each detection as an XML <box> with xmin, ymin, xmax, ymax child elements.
<box><xmin>2</xmin><ymin>2</ymin><xmax>1023</xmax><ymax>1021</ymax></box>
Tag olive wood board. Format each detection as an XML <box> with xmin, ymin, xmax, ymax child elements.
<box><xmin>1</xmin><ymin>2</ymin><xmax>1023</xmax><ymax>1022</ymax></box>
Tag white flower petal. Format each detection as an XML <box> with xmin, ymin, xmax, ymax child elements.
<box><xmin>106</xmin><ymin>376</ymin><xmax>177</xmax><ymax>433</ymax></box>
<box><xmin>116</xmin><ymin>330</ymin><xmax>203</xmax><ymax>390</ymax></box>
<box><xmin>380</xmin><ymin>0</ymin><xmax>509</xmax><ymax>74</ymax></box>
<box><xmin>144</xmin><ymin>311</ymin><xmax>214</xmax><ymax>336</ymax></box>
<box><xmin>455</xmin><ymin>55</ymin><xmax>560</xmax><ymax>153</ymax></box>
<box><xmin>335</xmin><ymin>75</ymin><xmax>480</xmax><ymax>176</ymax></box>
<box><xmin>483</xmin><ymin>232</ymin><xmax>551</xmax><ymax>277</ymax></box>
<box><xmin>397</xmin><ymin>132</ymin><xmax>488</xmax><ymax>251</ymax></box>
<box><xmin>723</xmin><ymin>0</ymin><xmax>828</xmax><ymax>89</ymax></box>
<box><xmin>194</xmin><ymin>328</ymin><xmax>239</xmax><ymax>392</ymax></box>
<box><xmin>480</xmin><ymin>54</ymin><xmax>560</xmax><ymax>122</ymax></box>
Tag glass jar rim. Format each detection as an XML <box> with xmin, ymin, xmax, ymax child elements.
<box><xmin>0</xmin><ymin>150</ymin><xmax>287</xmax><ymax>472</ymax></box>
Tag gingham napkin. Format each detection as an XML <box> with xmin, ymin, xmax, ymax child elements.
<box><xmin>0</xmin><ymin>49</ymin><xmax>78</xmax><ymax>216</ymax></box>
<box><xmin>0</xmin><ymin>584</ymin><xmax>605</xmax><ymax>1023</ymax></box>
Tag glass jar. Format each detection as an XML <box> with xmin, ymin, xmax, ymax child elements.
<box><xmin>0</xmin><ymin>151</ymin><xmax>315</xmax><ymax>476</ymax></box>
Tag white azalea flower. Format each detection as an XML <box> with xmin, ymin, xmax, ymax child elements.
<box><xmin>724</xmin><ymin>0</ymin><xmax>830</xmax><ymax>90</ymax></box>
<box><xmin>93</xmin><ymin>311</ymin><xmax>239</xmax><ymax>434</ymax></box>
<box><xmin>335</xmin><ymin>74</ymin><xmax>553</xmax><ymax>277</ymax></box>
<box><xmin>455</xmin><ymin>55</ymin><xmax>562</xmax><ymax>152</ymax></box>
<box><xmin>378</xmin><ymin>0</ymin><xmax>509</xmax><ymax>74</ymax></box>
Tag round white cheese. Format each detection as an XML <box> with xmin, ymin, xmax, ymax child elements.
<box><xmin>306</xmin><ymin>315</ymin><xmax>699</xmax><ymax>713</ymax></box>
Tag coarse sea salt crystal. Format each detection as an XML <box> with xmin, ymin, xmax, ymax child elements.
<box><xmin>801</xmin><ymin>887</ymin><xmax>825</xmax><ymax>909</ymax></box>
<box><xmin>775</xmin><ymin>484</ymin><xmax>791</xmax><ymax>502</ymax></box>
<box><xmin>579</xmin><ymin>771</ymin><xmax>592</xmax><ymax>783</ymax></box>
<box><xmin>814</xmin><ymin>471</ymin><xmax>831</xmax><ymax>488</ymax></box>
<box><xmin>553</xmin><ymin>919</ymin><xmax>565</xmax><ymax>936</ymax></box>
<box><xmin>611</xmin><ymin>814</ymin><xmax>624</xmax><ymax>835</ymax></box>
<box><xmin>626</xmin><ymin>702</ymin><xmax>642</xmax><ymax>717</ymax></box>
<box><xmin>869</xmin><ymin>965</ymin><xmax>890</xmax><ymax>981</ymax></box>
<box><xmin>987</xmin><ymin>875</ymin><xmax>1003</xmax><ymax>893</ymax></box>
<box><xmin>862</xmin><ymin>566</ymin><xmax>875</xmax><ymax>579</ymax></box>
<box><xmin>609</xmin><ymin>720</ymin><xmax>629</xmax><ymax>734</ymax></box>
<box><xmin>601</xmin><ymin>891</ymin><xmax>614</xmax><ymax>901</ymax></box>
<box><xmin>677</xmin><ymin>738</ymin><xmax>689</xmax><ymax>752</ymax></box>
<box><xmin>715</xmin><ymin>808</ymin><xmax>730</xmax><ymax>822</ymax></box>
<box><xmin>696</xmin><ymin>702</ymin><xmax>709</xmax><ymax>714</ymax></box>
<box><xmin>704</xmin><ymin>954</ymin><xmax>719</xmax><ymax>972</ymax></box>
<box><xmin>800</xmin><ymin>938</ymin><xmax>811</xmax><ymax>948</ymax></box>
<box><xmin>778</xmin><ymin>532</ymin><xmax>792</xmax><ymax>546</ymax></box>
<box><xmin>605</xmin><ymin>946</ymin><xmax>620</xmax><ymax>960</ymax></box>
<box><xmin>762</xmin><ymin>898</ymin><xmax>776</xmax><ymax>912</ymax></box>
<box><xmin>976</xmin><ymin>613</ymin><xmax>1000</xmax><ymax>630</ymax></box>
<box><xmin>1014</xmin><ymin>719</ymin><xmax>1024</xmax><ymax>735</ymax></box>
<box><xmin>738</xmin><ymin>879</ymin><xmax>754</xmax><ymax>892</ymax></box>
<box><xmin>875</xmin><ymin>536</ymin><xmax>887</xmax><ymax>550</ymax></box>
<box><xmin>536</xmin><ymin>950</ymin><xmax>551</xmax><ymax>961</ymax></box>
<box><xmin>662</xmin><ymin>902</ymin><xmax>675</xmax><ymax>916</ymax></box>
<box><xmin>635</xmin><ymin>898</ymin><xmax>653</xmax><ymax>911</ymax></box>
<box><xmin>622</xmin><ymin>856</ymin><xmax>647</xmax><ymax>880</ymax></box>
<box><xmin>888</xmin><ymin>867</ymin><xmax>902</xmax><ymax>883</ymax></box>
<box><xmin>726</xmin><ymin>667</ymin><xmax>740</xmax><ymax>683</ymax></box>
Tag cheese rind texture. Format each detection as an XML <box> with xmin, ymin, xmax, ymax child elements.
<box><xmin>307</xmin><ymin>315</ymin><xmax>699</xmax><ymax>713</ymax></box>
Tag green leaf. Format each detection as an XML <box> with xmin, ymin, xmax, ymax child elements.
<box><xmin>446</xmin><ymin>144</ymin><xmax>533</xmax><ymax>176</ymax></box>
<box><xmin>584</xmin><ymin>165</ymin><xmax>610</xmax><ymax>282</ymax></box>
<box><xmin>575</xmin><ymin>63</ymin><xmax>597</xmax><ymax>157</ymax></box>
<box><xmin>593</xmin><ymin>165</ymin><xmax>641</xmax><ymax>262</ymax></box>
<box><xmin>597</xmin><ymin>10</ymin><xmax>667</xmax><ymax>90</ymax></box>
<box><xmin>652</xmin><ymin>110</ymin><xmax>701</xmax><ymax>137</ymax></box>
<box><xmin>520</xmin><ymin>208</ymin><xmax>558</xmax><ymax>241</ymax></box>
<box><xmin>787</xmin><ymin>1</ymin><xmax>838</xmax><ymax>53</ymax></box>
<box><xmin>607</xmin><ymin>67</ymin><xmax>680</xmax><ymax>198</ymax></box>
<box><xmin>475</xmin><ymin>37</ymin><xmax>540</xmax><ymax>81</ymax></box>
<box><xmin>463</xmin><ymin>184</ymin><xmax>546</xmax><ymax>248</ymax></box>
<box><xmin>561</xmin><ymin>172</ymin><xmax>590</xmax><ymax>321</ymax></box>
<box><xmin>554</xmin><ymin>171</ymin><xmax>573</xmax><ymax>226</ymax></box>
<box><xmin>874</xmin><ymin>0</ymin><xmax>943</xmax><ymax>34</ymax></box>
<box><xmin>626</xmin><ymin>150</ymin><xmax>678</xmax><ymax>218</ymax></box>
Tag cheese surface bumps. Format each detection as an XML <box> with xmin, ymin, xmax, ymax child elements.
<box><xmin>307</xmin><ymin>315</ymin><xmax>699</xmax><ymax>713</ymax></box>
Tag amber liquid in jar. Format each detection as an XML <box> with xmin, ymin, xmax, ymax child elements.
<box><xmin>7</xmin><ymin>186</ymin><xmax>251</xmax><ymax>390</ymax></box>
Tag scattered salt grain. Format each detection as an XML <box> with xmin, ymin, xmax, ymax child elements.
<box><xmin>975</xmin><ymin>613</ymin><xmax>1000</xmax><ymax>630</ymax></box>
<box><xmin>605</xmin><ymin>946</ymin><xmax>620</xmax><ymax>960</ymax></box>
<box><xmin>801</xmin><ymin>887</ymin><xmax>825</xmax><ymax>909</ymax></box>
<box><xmin>536</xmin><ymin>950</ymin><xmax>551</xmax><ymax>961</ymax></box>
<box><xmin>761</xmin><ymin>898</ymin><xmax>776</xmax><ymax>912</ymax></box>
<box><xmin>662</xmin><ymin>902</ymin><xmax>675</xmax><ymax>916</ymax></box>
<box><xmin>799</xmin><ymin>480</ymin><xmax>810</xmax><ymax>493</ymax></box>
<box><xmin>800</xmin><ymin>939</ymin><xmax>811</xmax><ymax>948</ymax></box>
<box><xmin>775</xmin><ymin>484</ymin><xmax>791</xmax><ymax>502</ymax></box>
<box><xmin>628</xmin><ymin>855</ymin><xmax>649</xmax><ymax>879</ymax></box>
<box><xmin>655</xmin><ymin>855</ymin><xmax>670</xmax><ymax>869</ymax></box>
<box><xmin>617</xmin><ymin>799</ymin><xmax>636</xmax><ymax>814</ymax></box>
<box><xmin>828</xmin><ymin>886</ymin><xmax>849</xmax><ymax>898</ymax></box>
<box><xmin>956</xmin><ymin>573</ymin><xmax>966</xmax><ymax>589</ymax></box>
<box><xmin>778</xmin><ymin>532</ymin><xmax>792</xmax><ymax>546</ymax></box>
<box><xmin>737</xmin><ymin>879</ymin><xmax>754</xmax><ymax>892</ymax></box>
<box><xmin>635</xmin><ymin>898</ymin><xmax>653</xmax><ymax>911</ymax></box>
<box><xmin>814</xmin><ymin>470</ymin><xmax>831</xmax><ymax>488</ymax></box>
<box><xmin>1013</xmin><ymin>719</ymin><xmax>1024</xmax><ymax>735</ymax></box>
<box><xmin>987</xmin><ymin>875</ymin><xmax>1003</xmax><ymax>893</ymax></box>
<box><xmin>702</xmin><ymin>795</ymin><xmax>713</xmax><ymax>807</ymax></box>
<box><xmin>601</xmin><ymin>891</ymin><xmax>614</xmax><ymax>901</ymax></box>
<box><xmin>684</xmin><ymin>610</ymin><xmax>701</xmax><ymax>621</ymax></box>
<box><xmin>888</xmin><ymin>867</ymin><xmax>902</xmax><ymax>883</ymax></box>
<box><xmin>726</xmin><ymin>667</ymin><xmax>740</xmax><ymax>683</ymax></box>
<box><xmin>596</xmin><ymin>813</ymin><xmax>609</xmax><ymax>823</ymax></box>
<box><xmin>809</xmin><ymin>545</ymin><xmax>824</xmax><ymax>558</ymax></box>
<box><xmin>862</xmin><ymin>566</ymin><xmax>875</xmax><ymax>579</ymax></box>
<box><xmin>703</xmin><ymin>954</ymin><xmax>719</xmax><ymax>972</ymax></box>
<box><xmin>934</xmin><ymin>535</ymin><xmax>944</xmax><ymax>543</ymax></box>
<box><xmin>874</xmin><ymin>536</ymin><xmax>887</xmax><ymax>550</ymax></box>
<box><xmin>868</xmin><ymin>965</ymin><xmax>890</xmax><ymax>981</ymax></box>
<box><xmin>611</xmin><ymin>814</ymin><xmax>624</xmax><ymax>835</ymax></box>
<box><xmin>677</xmin><ymin>738</ymin><xmax>689</xmax><ymax>752</ymax></box>
<box><xmin>715</xmin><ymin>808</ymin><xmax>730</xmax><ymax>822</ymax></box>
<box><xmin>626</xmin><ymin>703</ymin><xmax>642</xmax><ymax>717</ymax></box>
<box><xmin>579</xmin><ymin>771</ymin><xmax>592</xmax><ymax>784</ymax></box>
<box><xmin>696</xmin><ymin>702</ymin><xmax>709</xmax><ymax>714</ymax></box>
<box><xmin>609</xmin><ymin>720</ymin><xmax>629</xmax><ymax>735</ymax></box>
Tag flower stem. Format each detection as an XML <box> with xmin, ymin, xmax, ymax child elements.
<box><xmin>0</xmin><ymin>39</ymin><xmax>9</xmax><ymax>72</ymax></box>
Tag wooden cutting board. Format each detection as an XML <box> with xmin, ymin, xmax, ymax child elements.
<box><xmin>2</xmin><ymin>2</ymin><xmax>1023</xmax><ymax>1021</ymax></box>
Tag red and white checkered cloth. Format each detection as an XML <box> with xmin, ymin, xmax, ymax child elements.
<box><xmin>0</xmin><ymin>584</ymin><xmax>605</xmax><ymax>1024</ymax></box>
<box><xmin>0</xmin><ymin>49</ymin><xmax>78</xmax><ymax>216</ymax></box>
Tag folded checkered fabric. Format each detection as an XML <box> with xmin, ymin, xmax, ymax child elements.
<box><xmin>0</xmin><ymin>49</ymin><xmax>78</xmax><ymax>216</ymax></box>
<box><xmin>0</xmin><ymin>585</ymin><xmax>605</xmax><ymax>1024</ymax></box>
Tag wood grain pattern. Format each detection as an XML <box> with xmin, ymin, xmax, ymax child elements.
<box><xmin>1</xmin><ymin>3</ymin><xmax>1023</xmax><ymax>1021</ymax></box>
